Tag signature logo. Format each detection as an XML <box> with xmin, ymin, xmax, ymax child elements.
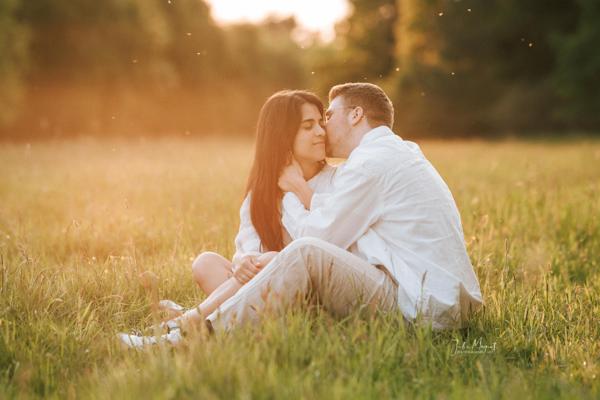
<box><xmin>452</xmin><ymin>338</ymin><xmax>497</xmax><ymax>355</ymax></box>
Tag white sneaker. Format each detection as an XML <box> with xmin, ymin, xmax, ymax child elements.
<box><xmin>159</xmin><ymin>319</ymin><xmax>182</xmax><ymax>332</ymax></box>
<box><xmin>118</xmin><ymin>329</ymin><xmax>183</xmax><ymax>349</ymax></box>
<box><xmin>142</xmin><ymin>317</ymin><xmax>181</xmax><ymax>336</ymax></box>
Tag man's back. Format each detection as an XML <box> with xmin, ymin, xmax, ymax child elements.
<box><xmin>282</xmin><ymin>125</ymin><xmax>483</xmax><ymax>328</ymax></box>
<box><xmin>345</xmin><ymin>126</ymin><xmax>483</xmax><ymax>328</ymax></box>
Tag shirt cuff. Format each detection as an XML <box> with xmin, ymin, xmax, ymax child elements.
<box><xmin>282</xmin><ymin>192</ymin><xmax>310</xmax><ymax>239</ymax></box>
<box><xmin>308</xmin><ymin>192</ymin><xmax>328</xmax><ymax>211</ymax></box>
<box><xmin>283</xmin><ymin>192</ymin><xmax>306</xmax><ymax>212</ymax></box>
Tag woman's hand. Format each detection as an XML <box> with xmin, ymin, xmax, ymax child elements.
<box><xmin>232</xmin><ymin>255</ymin><xmax>262</xmax><ymax>284</ymax></box>
<box><xmin>231</xmin><ymin>252</ymin><xmax>279</xmax><ymax>285</ymax></box>
<box><xmin>256</xmin><ymin>251</ymin><xmax>278</xmax><ymax>266</ymax></box>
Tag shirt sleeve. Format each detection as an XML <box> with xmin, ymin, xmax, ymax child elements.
<box><xmin>282</xmin><ymin>167</ymin><xmax>381</xmax><ymax>250</ymax></box>
<box><xmin>232</xmin><ymin>194</ymin><xmax>262</xmax><ymax>264</ymax></box>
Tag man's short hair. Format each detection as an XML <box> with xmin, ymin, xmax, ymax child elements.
<box><xmin>329</xmin><ymin>82</ymin><xmax>394</xmax><ymax>128</ymax></box>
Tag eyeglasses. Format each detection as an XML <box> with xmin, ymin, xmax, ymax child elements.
<box><xmin>325</xmin><ymin>105</ymin><xmax>357</xmax><ymax>123</ymax></box>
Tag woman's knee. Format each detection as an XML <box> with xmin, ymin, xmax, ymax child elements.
<box><xmin>191</xmin><ymin>251</ymin><xmax>222</xmax><ymax>280</ymax></box>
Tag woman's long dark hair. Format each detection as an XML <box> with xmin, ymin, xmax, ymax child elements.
<box><xmin>246</xmin><ymin>90</ymin><xmax>324</xmax><ymax>252</ymax></box>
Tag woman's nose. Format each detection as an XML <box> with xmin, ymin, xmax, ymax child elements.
<box><xmin>315</xmin><ymin>124</ymin><xmax>326</xmax><ymax>136</ymax></box>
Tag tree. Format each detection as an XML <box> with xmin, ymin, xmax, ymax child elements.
<box><xmin>0</xmin><ymin>0</ymin><xmax>29</xmax><ymax>126</ymax></box>
<box><xmin>552</xmin><ymin>0</ymin><xmax>600</xmax><ymax>128</ymax></box>
<box><xmin>310</xmin><ymin>0</ymin><xmax>397</xmax><ymax>97</ymax></box>
<box><xmin>12</xmin><ymin>0</ymin><xmax>172</xmax><ymax>135</ymax></box>
<box><xmin>391</xmin><ymin>0</ymin><xmax>581</xmax><ymax>136</ymax></box>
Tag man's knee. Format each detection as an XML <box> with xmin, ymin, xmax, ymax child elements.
<box><xmin>279</xmin><ymin>237</ymin><xmax>339</xmax><ymax>278</ymax></box>
<box><xmin>252</xmin><ymin>238</ymin><xmax>325</xmax><ymax>280</ymax></box>
<box><xmin>283</xmin><ymin>237</ymin><xmax>330</xmax><ymax>256</ymax></box>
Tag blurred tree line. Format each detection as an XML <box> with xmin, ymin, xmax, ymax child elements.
<box><xmin>319</xmin><ymin>0</ymin><xmax>600</xmax><ymax>136</ymax></box>
<box><xmin>0</xmin><ymin>0</ymin><xmax>306</xmax><ymax>138</ymax></box>
<box><xmin>1</xmin><ymin>0</ymin><xmax>599</xmax><ymax>138</ymax></box>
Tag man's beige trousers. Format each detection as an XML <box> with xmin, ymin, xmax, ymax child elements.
<box><xmin>207</xmin><ymin>237</ymin><xmax>399</xmax><ymax>332</ymax></box>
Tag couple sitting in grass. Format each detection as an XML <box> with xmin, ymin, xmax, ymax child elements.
<box><xmin>119</xmin><ymin>82</ymin><xmax>483</xmax><ymax>348</ymax></box>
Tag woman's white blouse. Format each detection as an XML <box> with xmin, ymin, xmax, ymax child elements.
<box><xmin>231</xmin><ymin>164</ymin><xmax>336</xmax><ymax>264</ymax></box>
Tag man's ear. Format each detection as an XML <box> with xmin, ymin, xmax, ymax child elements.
<box><xmin>350</xmin><ymin>106</ymin><xmax>364</xmax><ymax>126</ymax></box>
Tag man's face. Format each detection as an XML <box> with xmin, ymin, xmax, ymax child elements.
<box><xmin>324</xmin><ymin>96</ymin><xmax>352</xmax><ymax>158</ymax></box>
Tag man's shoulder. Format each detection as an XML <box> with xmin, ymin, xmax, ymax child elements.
<box><xmin>348</xmin><ymin>134</ymin><xmax>423</xmax><ymax>173</ymax></box>
<box><xmin>372</xmin><ymin>133</ymin><xmax>421</xmax><ymax>154</ymax></box>
<box><xmin>309</xmin><ymin>163</ymin><xmax>337</xmax><ymax>190</ymax></box>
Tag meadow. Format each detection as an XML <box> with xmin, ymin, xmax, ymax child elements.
<box><xmin>0</xmin><ymin>137</ymin><xmax>599</xmax><ymax>399</ymax></box>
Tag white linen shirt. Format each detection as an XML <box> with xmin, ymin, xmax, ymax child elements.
<box><xmin>282</xmin><ymin>126</ymin><xmax>483</xmax><ymax>329</ymax></box>
<box><xmin>231</xmin><ymin>164</ymin><xmax>336</xmax><ymax>265</ymax></box>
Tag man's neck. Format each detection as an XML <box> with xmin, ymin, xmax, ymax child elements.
<box><xmin>345</xmin><ymin>123</ymin><xmax>374</xmax><ymax>156</ymax></box>
<box><xmin>298</xmin><ymin>160</ymin><xmax>322</xmax><ymax>181</ymax></box>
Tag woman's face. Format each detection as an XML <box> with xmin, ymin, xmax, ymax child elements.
<box><xmin>293</xmin><ymin>103</ymin><xmax>326</xmax><ymax>163</ymax></box>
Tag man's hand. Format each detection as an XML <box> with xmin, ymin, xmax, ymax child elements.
<box><xmin>278</xmin><ymin>158</ymin><xmax>305</xmax><ymax>193</ymax></box>
<box><xmin>278</xmin><ymin>158</ymin><xmax>314</xmax><ymax>209</ymax></box>
<box><xmin>232</xmin><ymin>255</ymin><xmax>262</xmax><ymax>284</ymax></box>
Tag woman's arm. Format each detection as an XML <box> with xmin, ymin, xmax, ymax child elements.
<box><xmin>171</xmin><ymin>251</ymin><xmax>280</xmax><ymax>328</ymax></box>
<box><xmin>202</xmin><ymin>251</ymin><xmax>278</xmax><ymax>315</ymax></box>
<box><xmin>232</xmin><ymin>194</ymin><xmax>262</xmax><ymax>265</ymax></box>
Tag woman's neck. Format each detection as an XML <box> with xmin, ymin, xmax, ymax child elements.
<box><xmin>298</xmin><ymin>160</ymin><xmax>322</xmax><ymax>181</ymax></box>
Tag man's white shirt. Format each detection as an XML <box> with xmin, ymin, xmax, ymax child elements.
<box><xmin>281</xmin><ymin>126</ymin><xmax>483</xmax><ymax>329</ymax></box>
<box><xmin>232</xmin><ymin>164</ymin><xmax>336</xmax><ymax>265</ymax></box>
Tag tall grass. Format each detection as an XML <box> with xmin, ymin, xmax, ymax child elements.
<box><xmin>0</xmin><ymin>137</ymin><xmax>599</xmax><ymax>399</ymax></box>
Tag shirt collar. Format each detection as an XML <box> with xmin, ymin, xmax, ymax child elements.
<box><xmin>358</xmin><ymin>125</ymin><xmax>394</xmax><ymax>147</ymax></box>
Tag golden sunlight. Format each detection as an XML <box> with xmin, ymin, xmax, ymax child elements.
<box><xmin>205</xmin><ymin>0</ymin><xmax>349</xmax><ymax>41</ymax></box>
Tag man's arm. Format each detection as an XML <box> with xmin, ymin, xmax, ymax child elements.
<box><xmin>282</xmin><ymin>167</ymin><xmax>381</xmax><ymax>250</ymax></box>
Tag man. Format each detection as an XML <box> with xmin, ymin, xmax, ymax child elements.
<box><xmin>204</xmin><ymin>83</ymin><xmax>482</xmax><ymax>331</ymax></box>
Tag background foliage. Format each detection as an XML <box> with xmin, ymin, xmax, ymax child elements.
<box><xmin>0</xmin><ymin>0</ymin><xmax>599</xmax><ymax>137</ymax></box>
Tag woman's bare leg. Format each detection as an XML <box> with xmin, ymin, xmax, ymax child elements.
<box><xmin>191</xmin><ymin>252</ymin><xmax>232</xmax><ymax>296</ymax></box>
<box><xmin>172</xmin><ymin>277</ymin><xmax>243</xmax><ymax>327</ymax></box>
<box><xmin>119</xmin><ymin>253</ymin><xmax>278</xmax><ymax>347</ymax></box>
<box><xmin>172</xmin><ymin>251</ymin><xmax>279</xmax><ymax>328</ymax></box>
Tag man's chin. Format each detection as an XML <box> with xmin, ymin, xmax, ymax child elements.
<box><xmin>325</xmin><ymin>145</ymin><xmax>334</xmax><ymax>158</ymax></box>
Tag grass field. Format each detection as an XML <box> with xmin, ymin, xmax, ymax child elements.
<box><xmin>0</xmin><ymin>137</ymin><xmax>599</xmax><ymax>399</ymax></box>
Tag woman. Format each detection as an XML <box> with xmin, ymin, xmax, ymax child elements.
<box><xmin>119</xmin><ymin>90</ymin><xmax>335</xmax><ymax>347</ymax></box>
